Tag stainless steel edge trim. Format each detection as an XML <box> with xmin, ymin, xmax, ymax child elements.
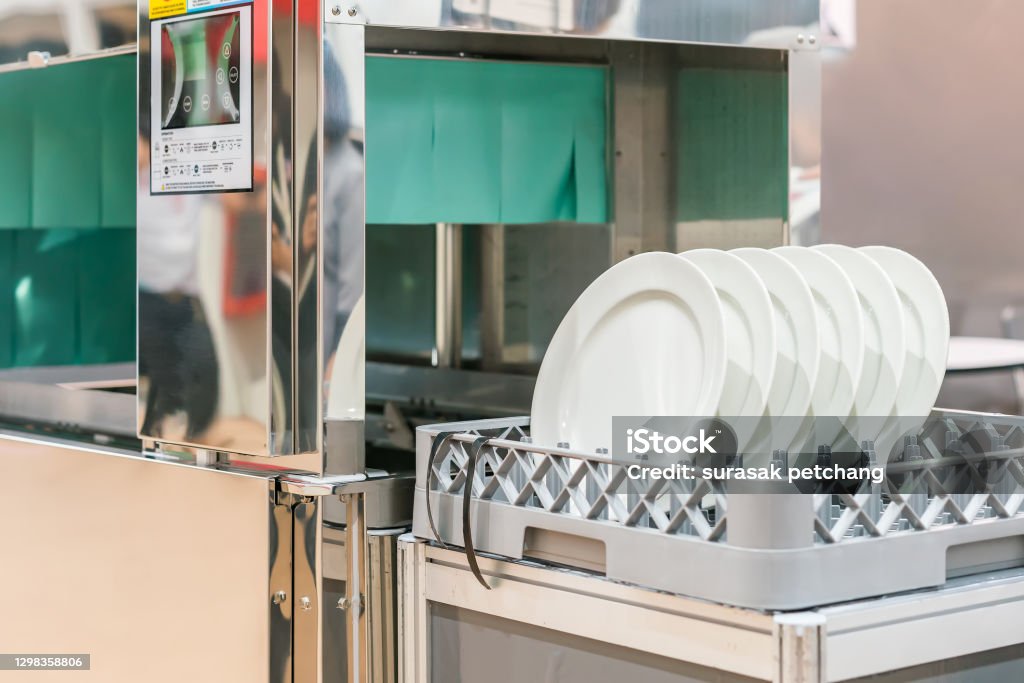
<box><xmin>0</xmin><ymin>44</ymin><xmax>137</xmax><ymax>74</ymax></box>
<box><xmin>293</xmin><ymin>498</ymin><xmax>321</xmax><ymax>683</ymax></box>
<box><xmin>0</xmin><ymin>381</ymin><xmax>137</xmax><ymax>438</ymax></box>
<box><xmin>324</xmin><ymin>0</ymin><xmax>820</xmax><ymax>49</ymax></box>
<box><xmin>270</xmin><ymin>494</ymin><xmax>295</xmax><ymax>683</ymax></box>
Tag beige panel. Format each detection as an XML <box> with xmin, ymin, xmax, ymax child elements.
<box><xmin>0</xmin><ymin>433</ymin><xmax>273</xmax><ymax>683</ymax></box>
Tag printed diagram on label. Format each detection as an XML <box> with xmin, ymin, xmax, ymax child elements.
<box><xmin>150</xmin><ymin>4</ymin><xmax>252</xmax><ymax>194</ymax></box>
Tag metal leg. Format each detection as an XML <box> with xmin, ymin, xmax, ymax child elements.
<box><xmin>398</xmin><ymin>536</ymin><xmax>428</xmax><ymax>683</ymax></box>
<box><xmin>343</xmin><ymin>492</ymin><xmax>369</xmax><ymax>683</ymax></box>
<box><xmin>774</xmin><ymin>613</ymin><xmax>825</xmax><ymax>683</ymax></box>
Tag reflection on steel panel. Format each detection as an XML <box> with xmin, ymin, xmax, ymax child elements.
<box><xmin>0</xmin><ymin>432</ymin><xmax>281</xmax><ymax>683</ymax></box>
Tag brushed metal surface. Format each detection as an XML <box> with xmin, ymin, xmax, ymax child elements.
<box><xmin>0</xmin><ymin>432</ymin><xmax>279</xmax><ymax>682</ymax></box>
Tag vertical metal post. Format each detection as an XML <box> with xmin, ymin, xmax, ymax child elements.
<box><xmin>774</xmin><ymin>613</ymin><xmax>826</xmax><ymax>683</ymax></box>
<box><xmin>293</xmin><ymin>499</ymin><xmax>321</xmax><ymax>683</ymax></box>
<box><xmin>367</xmin><ymin>531</ymin><xmax>401</xmax><ymax>683</ymax></box>
<box><xmin>344</xmin><ymin>492</ymin><xmax>369</xmax><ymax>683</ymax></box>
<box><xmin>270</xmin><ymin>497</ymin><xmax>295</xmax><ymax>683</ymax></box>
<box><xmin>398</xmin><ymin>536</ymin><xmax>428</xmax><ymax>683</ymax></box>
<box><xmin>435</xmin><ymin>223</ymin><xmax>463</xmax><ymax>369</ymax></box>
<box><xmin>479</xmin><ymin>224</ymin><xmax>506</xmax><ymax>371</ymax></box>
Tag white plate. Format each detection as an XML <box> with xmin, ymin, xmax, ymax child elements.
<box><xmin>530</xmin><ymin>252</ymin><xmax>728</xmax><ymax>453</ymax></box>
<box><xmin>326</xmin><ymin>295</ymin><xmax>365</xmax><ymax>420</ymax></box>
<box><xmin>679</xmin><ymin>250</ymin><xmax>777</xmax><ymax>420</ymax></box>
<box><xmin>860</xmin><ymin>246</ymin><xmax>949</xmax><ymax>454</ymax></box>
<box><xmin>732</xmin><ymin>248</ymin><xmax>820</xmax><ymax>452</ymax></box>
<box><xmin>813</xmin><ymin>244</ymin><xmax>906</xmax><ymax>443</ymax></box>
<box><xmin>773</xmin><ymin>247</ymin><xmax>864</xmax><ymax>437</ymax></box>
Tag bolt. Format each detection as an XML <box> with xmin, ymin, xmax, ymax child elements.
<box><xmin>348</xmin><ymin>7</ymin><xmax>357</xmax><ymax>16</ymax></box>
<box><xmin>300</xmin><ymin>596</ymin><xmax>312</xmax><ymax>611</ymax></box>
<box><xmin>331</xmin><ymin>5</ymin><xmax>341</xmax><ymax>16</ymax></box>
<box><xmin>272</xmin><ymin>590</ymin><xmax>287</xmax><ymax>605</ymax></box>
<box><xmin>808</xmin><ymin>35</ymin><xmax>817</xmax><ymax>45</ymax></box>
<box><xmin>796</xmin><ymin>33</ymin><xmax>805</xmax><ymax>44</ymax></box>
<box><xmin>337</xmin><ymin>597</ymin><xmax>351</xmax><ymax>610</ymax></box>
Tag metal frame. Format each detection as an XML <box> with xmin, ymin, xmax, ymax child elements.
<box><xmin>399</xmin><ymin>536</ymin><xmax>1024</xmax><ymax>683</ymax></box>
<box><xmin>324</xmin><ymin>0</ymin><xmax>819</xmax><ymax>48</ymax></box>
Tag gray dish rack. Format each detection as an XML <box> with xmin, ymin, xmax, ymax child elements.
<box><xmin>413</xmin><ymin>410</ymin><xmax>1024</xmax><ymax>610</ymax></box>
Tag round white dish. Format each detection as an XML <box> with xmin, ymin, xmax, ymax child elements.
<box><xmin>860</xmin><ymin>246</ymin><xmax>949</xmax><ymax>456</ymax></box>
<box><xmin>530</xmin><ymin>252</ymin><xmax>728</xmax><ymax>453</ymax></box>
<box><xmin>813</xmin><ymin>244</ymin><xmax>906</xmax><ymax>444</ymax></box>
<box><xmin>732</xmin><ymin>247</ymin><xmax>821</xmax><ymax>453</ymax></box>
<box><xmin>773</xmin><ymin>246</ymin><xmax>864</xmax><ymax>434</ymax></box>
<box><xmin>679</xmin><ymin>249</ymin><xmax>777</xmax><ymax>421</ymax></box>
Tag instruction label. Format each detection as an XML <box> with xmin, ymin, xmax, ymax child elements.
<box><xmin>150</xmin><ymin>0</ymin><xmax>248</xmax><ymax>19</ymax></box>
<box><xmin>150</xmin><ymin>4</ymin><xmax>253</xmax><ymax>194</ymax></box>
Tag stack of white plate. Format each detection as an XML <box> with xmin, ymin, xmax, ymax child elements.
<box><xmin>530</xmin><ymin>246</ymin><xmax>949</xmax><ymax>457</ymax></box>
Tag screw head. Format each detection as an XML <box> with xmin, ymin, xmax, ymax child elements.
<box><xmin>808</xmin><ymin>35</ymin><xmax>817</xmax><ymax>45</ymax></box>
<box><xmin>331</xmin><ymin>5</ymin><xmax>341</xmax><ymax>15</ymax></box>
<box><xmin>796</xmin><ymin>33</ymin><xmax>805</xmax><ymax>44</ymax></box>
<box><xmin>348</xmin><ymin>7</ymin><xmax>357</xmax><ymax>16</ymax></box>
<box><xmin>300</xmin><ymin>596</ymin><xmax>312</xmax><ymax>611</ymax></box>
<box><xmin>336</xmin><ymin>597</ymin><xmax>351</xmax><ymax>610</ymax></box>
<box><xmin>272</xmin><ymin>590</ymin><xmax>287</xmax><ymax>605</ymax></box>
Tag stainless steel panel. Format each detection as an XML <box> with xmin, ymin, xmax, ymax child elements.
<box><xmin>0</xmin><ymin>380</ymin><xmax>136</xmax><ymax>438</ymax></box>
<box><xmin>0</xmin><ymin>362</ymin><xmax>134</xmax><ymax>387</ymax></box>
<box><xmin>270</xmin><ymin>0</ymin><xmax>297</xmax><ymax>455</ymax></box>
<box><xmin>138</xmin><ymin>0</ymin><xmax>344</xmax><ymax>463</ymax></box>
<box><xmin>325</xmin><ymin>0</ymin><xmax>819</xmax><ymax>48</ymax></box>
<box><xmin>138</xmin><ymin>0</ymin><xmax>275</xmax><ymax>456</ymax></box>
<box><xmin>326</xmin><ymin>417</ymin><xmax>366</xmax><ymax>475</ymax></box>
<box><xmin>271</xmin><ymin>500</ymin><xmax>296</xmax><ymax>683</ymax></box>
<box><xmin>323</xmin><ymin>527</ymin><xmax>404</xmax><ymax>683</ymax></box>
<box><xmin>322</xmin><ymin>474</ymin><xmax>415</xmax><ymax>528</ymax></box>
<box><xmin>294</xmin><ymin>499</ymin><xmax>322</xmax><ymax>683</ymax></box>
<box><xmin>321</xmin><ymin>21</ymin><xmax>367</xmax><ymax>457</ymax></box>
<box><xmin>295</xmin><ymin>0</ymin><xmax>324</xmax><ymax>455</ymax></box>
<box><xmin>0</xmin><ymin>432</ymin><xmax>282</xmax><ymax>682</ymax></box>
<box><xmin>366</xmin><ymin>362</ymin><xmax>536</xmax><ymax>417</ymax></box>
<box><xmin>0</xmin><ymin>0</ymin><xmax>135</xmax><ymax>69</ymax></box>
<box><xmin>345</xmin><ymin>492</ymin><xmax>370</xmax><ymax>682</ymax></box>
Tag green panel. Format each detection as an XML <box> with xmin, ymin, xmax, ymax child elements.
<box><xmin>77</xmin><ymin>229</ymin><xmax>136</xmax><ymax>363</ymax></box>
<box><xmin>0</xmin><ymin>56</ymin><xmax>137</xmax><ymax>369</ymax></box>
<box><xmin>0</xmin><ymin>56</ymin><xmax>137</xmax><ymax>231</ymax></box>
<box><xmin>0</xmin><ymin>232</ymin><xmax>13</xmax><ymax>366</ymax></box>
<box><xmin>431</xmin><ymin>61</ymin><xmax>501</xmax><ymax>224</ymax></box>
<box><xmin>13</xmin><ymin>229</ymin><xmax>79</xmax><ymax>366</ymax></box>
<box><xmin>0</xmin><ymin>71</ymin><xmax>32</xmax><ymax>229</ymax></box>
<box><xmin>499</xmin><ymin>63</ymin><xmax>577</xmax><ymax>224</ymax></box>
<box><xmin>100</xmin><ymin>57</ymin><xmax>139</xmax><ymax>228</ymax></box>
<box><xmin>32</xmin><ymin>63</ymin><xmax>102</xmax><ymax>229</ymax></box>
<box><xmin>676</xmin><ymin>68</ymin><xmax>788</xmax><ymax>221</ymax></box>
<box><xmin>366</xmin><ymin>57</ymin><xmax>608</xmax><ymax>225</ymax></box>
<box><xmin>365</xmin><ymin>59</ymin><xmax>439</xmax><ymax>225</ymax></box>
